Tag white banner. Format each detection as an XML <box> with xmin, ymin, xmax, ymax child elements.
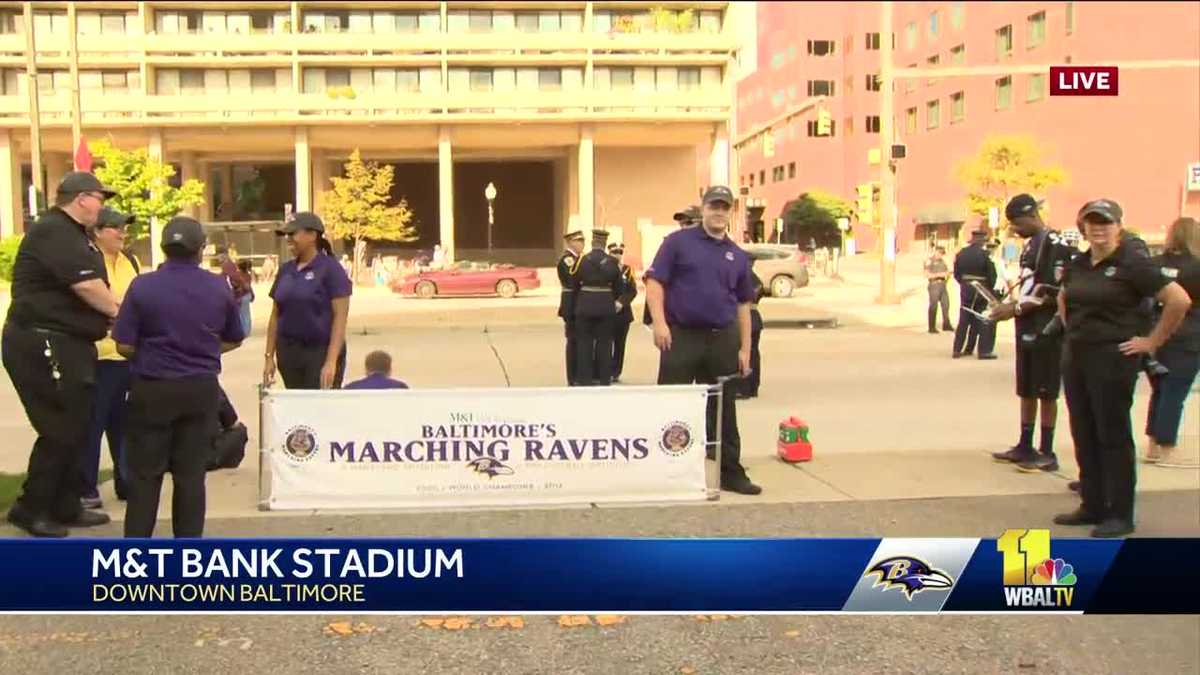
<box><xmin>262</xmin><ymin>385</ymin><xmax>711</xmax><ymax>510</ymax></box>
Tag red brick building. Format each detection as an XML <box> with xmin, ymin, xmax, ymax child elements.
<box><xmin>734</xmin><ymin>1</ymin><xmax>1200</xmax><ymax>253</ymax></box>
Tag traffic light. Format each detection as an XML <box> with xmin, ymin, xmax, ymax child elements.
<box><xmin>816</xmin><ymin>107</ymin><xmax>832</xmax><ymax>136</ymax></box>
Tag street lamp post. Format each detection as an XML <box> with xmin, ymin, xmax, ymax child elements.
<box><xmin>484</xmin><ymin>181</ymin><xmax>497</xmax><ymax>257</ymax></box>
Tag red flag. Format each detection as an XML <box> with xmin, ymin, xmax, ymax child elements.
<box><xmin>74</xmin><ymin>137</ymin><xmax>92</xmax><ymax>172</ymax></box>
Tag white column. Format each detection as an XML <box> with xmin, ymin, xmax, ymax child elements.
<box><xmin>312</xmin><ymin>151</ymin><xmax>330</xmax><ymax>215</ymax></box>
<box><xmin>294</xmin><ymin>127</ymin><xmax>311</xmax><ymax>213</ymax></box>
<box><xmin>0</xmin><ymin>130</ymin><xmax>20</xmax><ymax>237</ymax></box>
<box><xmin>438</xmin><ymin>126</ymin><xmax>455</xmax><ymax>262</ymax></box>
<box><xmin>147</xmin><ymin>129</ymin><xmax>164</xmax><ymax>267</ymax></box>
<box><xmin>178</xmin><ymin>151</ymin><xmax>198</xmax><ymax>218</ymax></box>
<box><xmin>578</xmin><ymin>124</ymin><xmax>594</xmax><ymax>231</ymax></box>
<box><xmin>709</xmin><ymin>122</ymin><xmax>730</xmax><ymax>187</ymax></box>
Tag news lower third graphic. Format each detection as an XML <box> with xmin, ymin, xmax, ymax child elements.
<box><xmin>0</xmin><ymin>537</ymin><xmax>1195</xmax><ymax>614</ymax></box>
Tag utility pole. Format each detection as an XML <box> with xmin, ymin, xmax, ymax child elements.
<box><xmin>876</xmin><ymin>1</ymin><xmax>899</xmax><ymax>304</ymax></box>
<box><xmin>67</xmin><ymin>2</ymin><xmax>83</xmax><ymax>167</ymax></box>
<box><xmin>22</xmin><ymin>2</ymin><xmax>43</xmax><ymax>214</ymax></box>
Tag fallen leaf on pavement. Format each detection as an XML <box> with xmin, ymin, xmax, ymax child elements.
<box><xmin>442</xmin><ymin>617</ymin><xmax>473</xmax><ymax>631</ymax></box>
<box><xmin>784</xmin><ymin>630</ymin><xmax>801</xmax><ymax>638</ymax></box>
<box><xmin>595</xmin><ymin>615</ymin><xmax>627</xmax><ymax>626</ymax></box>
<box><xmin>557</xmin><ymin>615</ymin><xmax>592</xmax><ymax>628</ymax></box>
<box><xmin>680</xmin><ymin>667</ymin><xmax>697</xmax><ymax>674</ymax></box>
<box><xmin>324</xmin><ymin>622</ymin><xmax>354</xmax><ymax>636</ymax></box>
<box><xmin>419</xmin><ymin>619</ymin><xmax>445</xmax><ymax>629</ymax></box>
<box><xmin>485</xmin><ymin>616</ymin><xmax>525</xmax><ymax>629</ymax></box>
<box><xmin>693</xmin><ymin>615</ymin><xmax>709</xmax><ymax>622</ymax></box>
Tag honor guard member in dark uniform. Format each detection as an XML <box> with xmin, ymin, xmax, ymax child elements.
<box><xmin>113</xmin><ymin>217</ymin><xmax>246</xmax><ymax>538</ymax></box>
<box><xmin>1052</xmin><ymin>199</ymin><xmax>1190</xmax><ymax>537</ymax></box>
<box><xmin>572</xmin><ymin>229</ymin><xmax>622</xmax><ymax>386</ymax></box>
<box><xmin>952</xmin><ymin>230</ymin><xmax>998</xmax><ymax>359</ymax></box>
<box><xmin>646</xmin><ymin>185</ymin><xmax>761</xmax><ymax>495</ymax></box>
<box><xmin>3</xmin><ymin>171</ymin><xmax>119</xmax><ymax>537</ymax></box>
<box><xmin>924</xmin><ymin>247</ymin><xmax>954</xmax><ymax>333</ymax></box>
<box><xmin>988</xmin><ymin>194</ymin><xmax>1078</xmax><ymax>472</ymax></box>
<box><xmin>609</xmin><ymin>242</ymin><xmax>637</xmax><ymax>382</ymax></box>
<box><xmin>557</xmin><ymin>230</ymin><xmax>585</xmax><ymax>384</ymax></box>
<box><xmin>263</xmin><ymin>212</ymin><xmax>352</xmax><ymax>390</ymax></box>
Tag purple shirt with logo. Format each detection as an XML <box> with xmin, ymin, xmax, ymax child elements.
<box><xmin>645</xmin><ymin>226</ymin><xmax>756</xmax><ymax>329</ymax></box>
<box><xmin>269</xmin><ymin>253</ymin><xmax>353</xmax><ymax>345</ymax></box>
<box><xmin>342</xmin><ymin>373</ymin><xmax>410</xmax><ymax>390</ymax></box>
<box><xmin>113</xmin><ymin>260</ymin><xmax>245</xmax><ymax>379</ymax></box>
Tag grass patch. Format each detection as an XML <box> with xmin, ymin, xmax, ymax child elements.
<box><xmin>0</xmin><ymin>469</ymin><xmax>113</xmax><ymax>513</ymax></box>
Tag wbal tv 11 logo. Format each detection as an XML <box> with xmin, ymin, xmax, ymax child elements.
<box><xmin>998</xmin><ymin>529</ymin><xmax>1077</xmax><ymax>608</ymax></box>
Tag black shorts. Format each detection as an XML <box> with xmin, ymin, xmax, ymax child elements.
<box><xmin>1015</xmin><ymin>339</ymin><xmax>1063</xmax><ymax>399</ymax></box>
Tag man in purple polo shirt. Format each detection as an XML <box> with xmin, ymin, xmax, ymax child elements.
<box><xmin>113</xmin><ymin>216</ymin><xmax>245</xmax><ymax>538</ymax></box>
<box><xmin>343</xmin><ymin>350</ymin><xmax>410</xmax><ymax>390</ymax></box>
<box><xmin>645</xmin><ymin>185</ymin><xmax>761</xmax><ymax>495</ymax></box>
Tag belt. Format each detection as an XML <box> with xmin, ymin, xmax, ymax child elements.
<box><xmin>962</xmin><ymin>275</ymin><xmax>986</xmax><ymax>281</ymax></box>
<box><xmin>560</xmin><ymin>289</ymin><xmax>575</xmax><ymax>293</ymax></box>
<box><xmin>581</xmin><ymin>286</ymin><xmax>612</xmax><ymax>292</ymax></box>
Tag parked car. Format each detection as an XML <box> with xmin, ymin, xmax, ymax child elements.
<box><xmin>743</xmin><ymin>244</ymin><xmax>810</xmax><ymax>298</ymax></box>
<box><xmin>391</xmin><ymin>261</ymin><xmax>541</xmax><ymax>299</ymax></box>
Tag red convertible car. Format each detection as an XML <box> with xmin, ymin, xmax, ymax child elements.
<box><xmin>392</xmin><ymin>262</ymin><xmax>541</xmax><ymax>299</ymax></box>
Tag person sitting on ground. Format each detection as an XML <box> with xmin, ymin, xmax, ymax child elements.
<box><xmin>342</xmin><ymin>350</ymin><xmax>410</xmax><ymax>390</ymax></box>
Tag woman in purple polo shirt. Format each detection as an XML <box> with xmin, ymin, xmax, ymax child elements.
<box><xmin>262</xmin><ymin>212</ymin><xmax>352</xmax><ymax>390</ymax></box>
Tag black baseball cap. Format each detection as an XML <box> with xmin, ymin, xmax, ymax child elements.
<box><xmin>277</xmin><ymin>211</ymin><xmax>325</xmax><ymax>235</ymax></box>
<box><xmin>1078</xmin><ymin>199</ymin><xmax>1123</xmax><ymax>224</ymax></box>
<box><xmin>673</xmin><ymin>205</ymin><xmax>701</xmax><ymax>222</ymax></box>
<box><xmin>96</xmin><ymin>206</ymin><xmax>134</xmax><ymax>228</ymax></box>
<box><xmin>161</xmin><ymin>216</ymin><xmax>206</xmax><ymax>254</ymax></box>
<box><xmin>57</xmin><ymin>171</ymin><xmax>116</xmax><ymax>199</ymax></box>
<box><xmin>702</xmin><ymin>185</ymin><xmax>734</xmax><ymax>207</ymax></box>
<box><xmin>1004</xmin><ymin>194</ymin><xmax>1040</xmax><ymax>222</ymax></box>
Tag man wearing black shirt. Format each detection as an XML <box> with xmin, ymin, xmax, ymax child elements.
<box><xmin>3</xmin><ymin>172</ymin><xmax>120</xmax><ymax>538</ymax></box>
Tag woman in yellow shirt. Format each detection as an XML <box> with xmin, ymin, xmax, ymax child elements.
<box><xmin>81</xmin><ymin>207</ymin><xmax>139</xmax><ymax>509</ymax></box>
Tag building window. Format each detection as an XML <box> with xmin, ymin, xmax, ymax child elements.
<box><xmin>926</xmin><ymin>100</ymin><xmax>940</xmax><ymax>129</ymax></box>
<box><xmin>865</xmin><ymin>73</ymin><xmax>881</xmax><ymax>91</ymax></box>
<box><xmin>759</xmin><ymin>170</ymin><xmax>766</xmax><ymax>185</ymax></box>
<box><xmin>865</xmin><ymin>115</ymin><xmax>881</xmax><ymax>133</ymax></box>
<box><xmin>469</xmin><ymin>69</ymin><xmax>493</xmax><ymax>92</ymax></box>
<box><xmin>905</xmin><ymin>64</ymin><xmax>917</xmax><ymax>92</ymax></box>
<box><xmin>1066</xmin><ymin>2</ymin><xmax>1075</xmax><ymax>34</ymax></box>
<box><xmin>250</xmin><ymin>69</ymin><xmax>277</xmax><ymax>92</ymax></box>
<box><xmin>807</xmin><ymin>80</ymin><xmax>836</xmax><ymax>97</ymax></box>
<box><xmin>1027</xmin><ymin>11</ymin><xmax>1046</xmax><ymax>49</ymax></box>
<box><xmin>1027</xmin><ymin>73</ymin><xmax>1045</xmax><ymax>102</ymax></box>
<box><xmin>995</xmin><ymin>76</ymin><xmax>1012</xmax><ymax>110</ymax></box>
<box><xmin>748</xmin><ymin>173</ymin><xmax>754</xmax><ymax>187</ymax></box>
<box><xmin>788</xmin><ymin>162</ymin><xmax>796</xmax><ymax>179</ymax></box>
<box><xmin>807</xmin><ymin>40</ymin><xmax>836</xmax><ymax>56</ymax></box>
<box><xmin>806</xmin><ymin>120</ymin><xmax>835</xmax><ymax>137</ymax></box>
<box><xmin>773</xmin><ymin>166</ymin><xmax>786</xmax><ymax>182</ymax></box>
<box><xmin>926</xmin><ymin>54</ymin><xmax>940</xmax><ymax>84</ymax></box>
<box><xmin>865</xmin><ymin>32</ymin><xmax>881</xmax><ymax>50</ymax></box>
<box><xmin>950</xmin><ymin>2</ymin><xmax>965</xmax><ymax>30</ymax></box>
<box><xmin>928</xmin><ymin>11</ymin><xmax>940</xmax><ymax>39</ymax></box>
<box><xmin>905</xmin><ymin>106</ymin><xmax>918</xmax><ymax>134</ymax></box>
<box><xmin>515</xmin><ymin>12</ymin><xmax>540</xmax><ymax>33</ymax></box>
<box><xmin>950</xmin><ymin>44</ymin><xmax>966</xmax><ymax>65</ymax></box>
<box><xmin>996</xmin><ymin>25</ymin><xmax>1013</xmax><ymax>58</ymax></box>
<box><xmin>0</xmin><ymin>11</ymin><xmax>19</xmax><ymax>34</ymax></box>
<box><xmin>905</xmin><ymin>22</ymin><xmax>917</xmax><ymax>50</ymax></box>
<box><xmin>950</xmin><ymin>91</ymin><xmax>965</xmax><ymax>122</ymax></box>
<box><xmin>468</xmin><ymin>11</ymin><xmax>492</xmax><ymax>32</ymax></box>
<box><xmin>538</xmin><ymin>69</ymin><xmax>562</xmax><ymax>91</ymax></box>
<box><xmin>610</xmin><ymin>67</ymin><xmax>634</xmax><ymax>89</ymax></box>
<box><xmin>678</xmin><ymin>67</ymin><xmax>701</xmax><ymax>91</ymax></box>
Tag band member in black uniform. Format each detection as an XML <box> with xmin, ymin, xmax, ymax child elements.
<box><xmin>609</xmin><ymin>242</ymin><xmax>637</xmax><ymax>383</ymax></box>
<box><xmin>989</xmin><ymin>195</ymin><xmax>1077</xmax><ymax>472</ymax></box>
<box><xmin>572</xmin><ymin>230</ymin><xmax>621</xmax><ymax>386</ymax></box>
<box><xmin>3</xmin><ymin>172</ymin><xmax>119</xmax><ymax>537</ymax></box>
<box><xmin>557</xmin><ymin>230</ymin><xmax>585</xmax><ymax>385</ymax></box>
<box><xmin>952</xmin><ymin>230</ymin><xmax>998</xmax><ymax>359</ymax></box>
<box><xmin>1052</xmin><ymin>199</ymin><xmax>1189</xmax><ymax>537</ymax></box>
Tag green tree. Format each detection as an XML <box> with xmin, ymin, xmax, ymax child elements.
<box><xmin>0</xmin><ymin>234</ymin><xmax>22</xmax><ymax>282</ymax></box>
<box><xmin>780</xmin><ymin>190</ymin><xmax>854</xmax><ymax>249</ymax></box>
<box><xmin>955</xmin><ymin>135</ymin><xmax>1068</xmax><ymax>219</ymax></box>
<box><xmin>322</xmin><ymin>150</ymin><xmax>416</xmax><ymax>280</ymax></box>
<box><xmin>89</xmin><ymin>138</ymin><xmax>206</xmax><ymax>241</ymax></box>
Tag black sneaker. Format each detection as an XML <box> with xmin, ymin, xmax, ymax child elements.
<box><xmin>951</xmin><ymin>352</ymin><xmax>965</xmax><ymax>359</ymax></box>
<box><xmin>6</xmin><ymin>505</ymin><xmax>68</xmax><ymax>538</ymax></box>
<box><xmin>1053</xmin><ymin>508</ymin><xmax>1102</xmax><ymax>526</ymax></box>
<box><xmin>942</xmin><ymin>325</ymin><xmax>955</xmax><ymax>332</ymax></box>
<box><xmin>63</xmin><ymin>510</ymin><xmax>111</xmax><ymax>528</ymax></box>
<box><xmin>1091</xmin><ymin>518</ymin><xmax>1135</xmax><ymax>538</ymax></box>
<box><xmin>721</xmin><ymin>475</ymin><xmax>763</xmax><ymax>496</ymax></box>
<box><xmin>1068</xmin><ymin>480</ymin><xmax>1081</xmax><ymax>493</ymax></box>
<box><xmin>993</xmin><ymin>445</ymin><xmax>1036</xmax><ymax>463</ymax></box>
<box><xmin>978</xmin><ymin>353</ymin><xmax>998</xmax><ymax>360</ymax></box>
<box><xmin>928</xmin><ymin>329</ymin><xmax>939</xmax><ymax>334</ymax></box>
<box><xmin>1016</xmin><ymin>453</ymin><xmax>1059</xmax><ymax>473</ymax></box>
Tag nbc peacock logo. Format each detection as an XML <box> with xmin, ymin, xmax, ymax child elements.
<box><xmin>998</xmin><ymin>529</ymin><xmax>1077</xmax><ymax>608</ymax></box>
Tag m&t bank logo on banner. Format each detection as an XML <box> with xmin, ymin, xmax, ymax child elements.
<box><xmin>998</xmin><ymin>529</ymin><xmax>1078</xmax><ymax>608</ymax></box>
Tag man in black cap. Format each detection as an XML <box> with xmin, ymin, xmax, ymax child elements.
<box><xmin>988</xmin><ymin>194</ymin><xmax>1077</xmax><ymax>471</ymax></box>
<box><xmin>572</xmin><ymin>229</ymin><xmax>622</xmax><ymax>386</ymax></box>
<box><xmin>608</xmin><ymin>242</ymin><xmax>637</xmax><ymax>383</ymax></box>
<box><xmin>557</xmin><ymin>230</ymin><xmax>585</xmax><ymax>385</ymax></box>
<box><xmin>646</xmin><ymin>185</ymin><xmax>761</xmax><ymax>495</ymax></box>
<box><xmin>3</xmin><ymin>171</ymin><xmax>120</xmax><ymax>537</ymax></box>
<box><xmin>952</xmin><ymin>229</ymin><xmax>998</xmax><ymax>359</ymax></box>
<box><xmin>113</xmin><ymin>216</ymin><xmax>245</xmax><ymax>537</ymax></box>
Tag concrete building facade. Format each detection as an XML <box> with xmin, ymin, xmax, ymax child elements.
<box><xmin>735</xmin><ymin>1</ymin><xmax>1200</xmax><ymax>253</ymax></box>
<box><xmin>0</xmin><ymin>1</ymin><xmax>745</xmax><ymax>268</ymax></box>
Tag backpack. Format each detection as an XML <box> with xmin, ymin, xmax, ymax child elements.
<box><xmin>208</xmin><ymin>422</ymin><xmax>248</xmax><ymax>471</ymax></box>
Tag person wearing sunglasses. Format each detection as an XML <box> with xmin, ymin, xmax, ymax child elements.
<box><xmin>3</xmin><ymin>171</ymin><xmax>119</xmax><ymax>537</ymax></box>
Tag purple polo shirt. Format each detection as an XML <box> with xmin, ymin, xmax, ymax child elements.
<box><xmin>269</xmin><ymin>253</ymin><xmax>353</xmax><ymax>345</ymax></box>
<box><xmin>645</xmin><ymin>226</ymin><xmax>756</xmax><ymax>329</ymax></box>
<box><xmin>342</xmin><ymin>373</ymin><xmax>410</xmax><ymax>390</ymax></box>
<box><xmin>113</xmin><ymin>260</ymin><xmax>245</xmax><ymax>379</ymax></box>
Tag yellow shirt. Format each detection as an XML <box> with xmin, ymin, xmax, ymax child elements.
<box><xmin>96</xmin><ymin>250</ymin><xmax>140</xmax><ymax>361</ymax></box>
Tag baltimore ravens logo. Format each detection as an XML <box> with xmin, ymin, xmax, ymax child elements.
<box><xmin>865</xmin><ymin>556</ymin><xmax>955</xmax><ymax>600</ymax></box>
<box><xmin>659</xmin><ymin>422</ymin><xmax>694</xmax><ymax>456</ymax></box>
<box><xmin>466</xmin><ymin>456</ymin><xmax>514</xmax><ymax>479</ymax></box>
<box><xmin>282</xmin><ymin>425</ymin><xmax>318</xmax><ymax>462</ymax></box>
